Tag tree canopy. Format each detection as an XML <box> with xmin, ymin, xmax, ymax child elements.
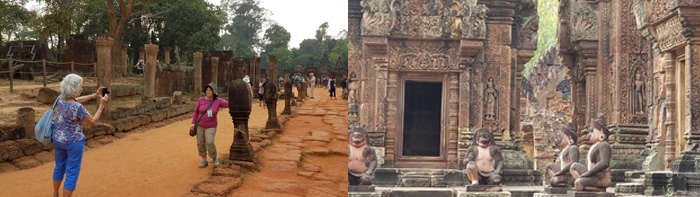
<box><xmin>523</xmin><ymin>0</ymin><xmax>558</xmax><ymax>78</ymax></box>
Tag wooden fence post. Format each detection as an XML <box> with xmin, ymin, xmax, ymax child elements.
<box><xmin>71</xmin><ymin>61</ymin><xmax>75</xmax><ymax>73</ymax></box>
<box><xmin>8</xmin><ymin>56</ymin><xmax>13</xmax><ymax>93</ymax></box>
<box><xmin>42</xmin><ymin>59</ymin><xmax>47</xmax><ymax>87</ymax></box>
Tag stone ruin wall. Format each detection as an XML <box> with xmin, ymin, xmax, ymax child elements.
<box><xmin>62</xmin><ymin>34</ymin><xmax>96</xmax><ymax>72</ymax></box>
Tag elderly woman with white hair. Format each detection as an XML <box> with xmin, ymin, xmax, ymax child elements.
<box><xmin>52</xmin><ymin>74</ymin><xmax>108</xmax><ymax>197</ymax></box>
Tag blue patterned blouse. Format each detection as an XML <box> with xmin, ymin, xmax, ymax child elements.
<box><xmin>52</xmin><ymin>96</ymin><xmax>90</xmax><ymax>144</ymax></box>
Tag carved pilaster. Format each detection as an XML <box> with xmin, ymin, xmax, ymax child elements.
<box><xmin>663</xmin><ymin>52</ymin><xmax>676</xmax><ymax>170</ymax></box>
<box><xmin>448</xmin><ymin>72</ymin><xmax>459</xmax><ymax>168</ymax></box>
<box><xmin>144</xmin><ymin>44</ymin><xmax>158</xmax><ymax>101</ymax></box>
<box><xmin>194</xmin><ymin>52</ymin><xmax>203</xmax><ymax>96</ymax></box>
<box><xmin>95</xmin><ymin>36</ymin><xmax>113</xmax><ymax>121</ymax></box>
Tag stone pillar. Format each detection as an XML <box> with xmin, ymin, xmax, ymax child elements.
<box><xmin>17</xmin><ymin>108</ymin><xmax>34</xmax><ymax>139</ymax></box>
<box><xmin>296</xmin><ymin>82</ymin><xmax>304</xmax><ymax>103</ymax></box>
<box><xmin>282</xmin><ymin>80</ymin><xmax>292</xmax><ymax>115</ymax></box>
<box><xmin>250</xmin><ymin>56</ymin><xmax>259</xmax><ymax>96</ymax></box>
<box><xmin>164</xmin><ymin>47</ymin><xmax>170</xmax><ymax>65</ymax></box>
<box><xmin>193</xmin><ymin>52</ymin><xmax>203</xmax><ymax>96</ymax></box>
<box><xmin>211</xmin><ymin>57</ymin><xmax>219</xmax><ymax>86</ymax></box>
<box><xmin>301</xmin><ymin>81</ymin><xmax>308</xmax><ymax>100</ymax></box>
<box><xmin>229</xmin><ymin>79</ymin><xmax>254</xmax><ymax>162</ymax></box>
<box><xmin>672</xmin><ymin>42</ymin><xmax>700</xmax><ymax>172</ymax></box>
<box><xmin>662</xmin><ymin>52</ymin><xmax>677</xmax><ymax>169</ymax></box>
<box><xmin>121</xmin><ymin>44</ymin><xmax>128</xmax><ymax>75</ymax></box>
<box><xmin>143</xmin><ymin>44</ymin><xmax>158</xmax><ymax>100</ymax></box>
<box><xmin>264</xmin><ymin>81</ymin><xmax>280</xmax><ymax>130</ymax></box>
<box><xmin>96</xmin><ymin>35</ymin><xmax>113</xmax><ymax>120</ymax></box>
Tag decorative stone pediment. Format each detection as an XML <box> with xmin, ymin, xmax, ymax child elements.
<box><xmin>388</xmin><ymin>41</ymin><xmax>460</xmax><ymax>72</ymax></box>
<box><xmin>360</xmin><ymin>0</ymin><xmax>488</xmax><ymax>39</ymax></box>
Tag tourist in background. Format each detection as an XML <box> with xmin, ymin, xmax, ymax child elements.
<box><xmin>52</xmin><ymin>74</ymin><xmax>109</xmax><ymax>197</ymax></box>
<box><xmin>308</xmin><ymin>73</ymin><xmax>316</xmax><ymax>99</ymax></box>
<box><xmin>190</xmin><ymin>83</ymin><xmax>229</xmax><ymax>168</ymax></box>
<box><xmin>258</xmin><ymin>78</ymin><xmax>267</xmax><ymax>107</ymax></box>
<box><xmin>134</xmin><ymin>57</ymin><xmax>144</xmax><ymax>75</ymax></box>
<box><xmin>341</xmin><ymin>75</ymin><xmax>348</xmax><ymax>100</ymax></box>
<box><xmin>329</xmin><ymin>76</ymin><xmax>337</xmax><ymax>100</ymax></box>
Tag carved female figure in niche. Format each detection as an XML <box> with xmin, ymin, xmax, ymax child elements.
<box><xmin>633</xmin><ymin>72</ymin><xmax>645</xmax><ymax>114</ymax></box>
<box><xmin>484</xmin><ymin>78</ymin><xmax>497</xmax><ymax>120</ymax></box>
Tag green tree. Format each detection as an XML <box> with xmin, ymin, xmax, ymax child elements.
<box><xmin>262</xmin><ymin>23</ymin><xmax>290</xmax><ymax>53</ymax></box>
<box><xmin>523</xmin><ymin>0</ymin><xmax>558</xmax><ymax>78</ymax></box>
<box><xmin>156</xmin><ymin>0</ymin><xmax>225</xmax><ymax>62</ymax></box>
<box><xmin>35</xmin><ymin>0</ymin><xmax>82</xmax><ymax>61</ymax></box>
<box><xmin>219</xmin><ymin>0</ymin><xmax>268</xmax><ymax>57</ymax></box>
<box><xmin>0</xmin><ymin>0</ymin><xmax>35</xmax><ymax>46</ymax></box>
<box><xmin>269</xmin><ymin>47</ymin><xmax>292</xmax><ymax>71</ymax></box>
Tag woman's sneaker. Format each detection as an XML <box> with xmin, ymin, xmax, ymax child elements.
<box><xmin>199</xmin><ymin>160</ymin><xmax>208</xmax><ymax>168</ymax></box>
<box><xmin>213</xmin><ymin>159</ymin><xmax>220</xmax><ymax>168</ymax></box>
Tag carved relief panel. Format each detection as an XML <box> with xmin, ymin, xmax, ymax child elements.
<box><xmin>388</xmin><ymin>40</ymin><xmax>460</xmax><ymax>72</ymax></box>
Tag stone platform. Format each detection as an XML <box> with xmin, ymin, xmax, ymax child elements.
<box><xmin>544</xmin><ymin>186</ymin><xmax>571</xmax><ymax>194</ymax></box>
<box><xmin>466</xmin><ymin>185</ymin><xmax>503</xmax><ymax>192</ymax></box>
<box><xmin>566</xmin><ymin>191</ymin><xmax>615</xmax><ymax>197</ymax></box>
<box><xmin>349</xmin><ymin>185</ymin><xmax>375</xmax><ymax>192</ymax></box>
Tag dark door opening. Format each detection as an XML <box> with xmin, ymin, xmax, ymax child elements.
<box><xmin>402</xmin><ymin>81</ymin><xmax>442</xmax><ymax>157</ymax></box>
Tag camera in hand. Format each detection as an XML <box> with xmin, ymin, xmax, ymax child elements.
<box><xmin>101</xmin><ymin>88</ymin><xmax>110</xmax><ymax>97</ymax></box>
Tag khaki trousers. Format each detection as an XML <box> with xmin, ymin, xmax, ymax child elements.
<box><xmin>196</xmin><ymin>126</ymin><xmax>217</xmax><ymax>159</ymax></box>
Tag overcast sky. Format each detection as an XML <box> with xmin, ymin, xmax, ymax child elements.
<box><xmin>23</xmin><ymin>0</ymin><xmax>348</xmax><ymax>49</ymax></box>
<box><xmin>207</xmin><ymin>0</ymin><xmax>348</xmax><ymax>49</ymax></box>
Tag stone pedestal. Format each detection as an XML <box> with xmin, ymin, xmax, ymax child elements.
<box><xmin>544</xmin><ymin>186</ymin><xmax>571</xmax><ymax>194</ymax></box>
<box><xmin>211</xmin><ymin>57</ymin><xmax>219</xmax><ymax>85</ymax></box>
<box><xmin>565</xmin><ymin>191</ymin><xmax>614</xmax><ymax>197</ymax></box>
<box><xmin>457</xmin><ymin>191</ymin><xmax>511</xmax><ymax>197</ymax></box>
<box><xmin>644</xmin><ymin>171</ymin><xmax>671</xmax><ymax>196</ymax></box>
<box><xmin>17</xmin><ymin>108</ymin><xmax>34</xmax><ymax>139</ymax></box>
<box><xmin>282</xmin><ymin>81</ymin><xmax>292</xmax><ymax>115</ymax></box>
<box><xmin>95</xmin><ymin>36</ymin><xmax>113</xmax><ymax>120</ymax></box>
<box><xmin>228</xmin><ymin>79</ymin><xmax>254</xmax><ymax>162</ymax></box>
<box><xmin>143</xmin><ymin>44</ymin><xmax>158</xmax><ymax>101</ymax></box>
<box><xmin>348</xmin><ymin>185</ymin><xmax>375</xmax><ymax>192</ymax></box>
<box><xmin>465</xmin><ymin>185</ymin><xmax>503</xmax><ymax>192</ymax></box>
<box><xmin>193</xmin><ymin>52</ymin><xmax>203</xmax><ymax>96</ymax></box>
<box><xmin>164</xmin><ymin>47</ymin><xmax>170</xmax><ymax>64</ymax></box>
<box><xmin>348</xmin><ymin>191</ymin><xmax>382</xmax><ymax>197</ymax></box>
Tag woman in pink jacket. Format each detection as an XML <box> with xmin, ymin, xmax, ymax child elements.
<box><xmin>190</xmin><ymin>83</ymin><xmax>229</xmax><ymax>168</ymax></box>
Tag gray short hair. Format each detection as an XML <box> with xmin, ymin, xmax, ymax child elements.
<box><xmin>60</xmin><ymin>74</ymin><xmax>83</xmax><ymax>99</ymax></box>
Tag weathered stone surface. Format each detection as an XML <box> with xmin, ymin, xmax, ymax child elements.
<box><xmin>113</xmin><ymin>132</ymin><xmax>127</xmax><ymax>139</ymax></box>
<box><xmin>15</xmin><ymin>139</ymin><xmax>43</xmax><ymax>156</ymax></box>
<box><xmin>305</xmin><ymin>187</ymin><xmax>337</xmax><ymax>197</ymax></box>
<box><xmin>13</xmin><ymin>156</ymin><xmax>41</xmax><ymax>169</ymax></box>
<box><xmin>250</xmin><ymin>136</ymin><xmax>263</xmax><ymax>142</ymax></box>
<box><xmin>0</xmin><ymin>162</ymin><xmax>20</xmax><ymax>173</ymax></box>
<box><xmin>0</xmin><ymin>125</ymin><xmax>25</xmax><ymax>142</ymax></box>
<box><xmin>305</xmin><ymin>147</ymin><xmax>330</xmax><ymax>156</ymax></box>
<box><xmin>228</xmin><ymin>160</ymin><xmax>256</xmax><ymax>171</ymax></box>
<box><xmin>37</xmin><ymin>87</ymin><xmax>60</xmax><ymax>104</ymax></box>
<box><xmin>191</xmin><ymin>177</ymin><xmax>241</xmax><ymax>196</ymax></box>
<box><xmin>259</xmin><ymin>182</ymin><xmax>303</xmax><ymax>194</ymax></box>
<box><xmin>302</xmin><ymin>164</ymin><xmax>322</xmax><ymax>172</ymax></box>
<box><xmin>297</xmin><ymin>171</ymin><xmax>314</xmax><ymax>178</ymax></box>
<box><xmin>212</xmin><ymin>166</ymin><xmax>241</xmax><ymax>177</ymax></box>
<box><xmin>268</xmin><ymin>161</ymin><xmax>297</xmax><ymax>172</ymax></box>
<box><xmin>565</xmin><ymin>191</ymin><xmax>614</xmax><ymax>197</ymax></box>
<box><xmin>266</xmin><ymin>152</ymin><xmax>301</xmax><ymax>163</ymax></box>
<box><xmin>260</xmin><ymin>139</ymin><xmax>272</xmax><ymax>146</ymax></box>
<box><xmin>312</xmin><ymin>173</ymin><xmax>341</xmax><ymax>182</ymax></box>
<box><xmin>86</xmin><ymin>139</ymin><xmax>103</xmax><ymax>148</ymax></box>
<box><xmin>457</xmin><ymin>191</ymin><xmax>511</xmax><ymax>197</ymax></box>
<box><xmin>544</xmin><ymin>186</ymin><xmax>570</xmax><ymax>194</ymax></box>
<box><xmin>0</xmin><ymin>141</ymin><xmax>24</xmax><ymax>162</ymax></box>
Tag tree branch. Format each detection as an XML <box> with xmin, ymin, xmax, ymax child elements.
<box><xmin>113</xmin><ymin>0</ymin><xmax>136</xmax><ymax>41</ymax></box>
<box><xmin>107</xmin><ymin>0</ymin><xmax>116</xmax><ymax>34</ymax></box>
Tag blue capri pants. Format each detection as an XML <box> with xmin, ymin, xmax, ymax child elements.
<box><xmin>53</xmin><ymin>139</ymin><xmax>85</xmax><ymax>190</ymax></box>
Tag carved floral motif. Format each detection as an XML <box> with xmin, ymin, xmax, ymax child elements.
<box><xmin>388</xmin><ymin>41</ymin><xmax>460</xmax><ymax>72</ymax></box>
<box><xmin>655</xmin><ymin>16</ymin><xmax>686</xmax><ymax>52</ymax></box>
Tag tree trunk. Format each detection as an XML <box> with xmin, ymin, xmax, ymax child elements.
<box><xmin>57</xmin><ymin>33</ymin><xmax>63</xmax><ymax>62</ymax></box>
<box><xmin>111</xmin><ymin>38</ymin><xmax>123</xmax><ymax>76</ymax></box>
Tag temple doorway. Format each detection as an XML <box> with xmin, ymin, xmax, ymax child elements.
<box><xmin>402</xmin><ymin>81</ymin><xmax>442</xmax><ymax>157</ymax></box>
